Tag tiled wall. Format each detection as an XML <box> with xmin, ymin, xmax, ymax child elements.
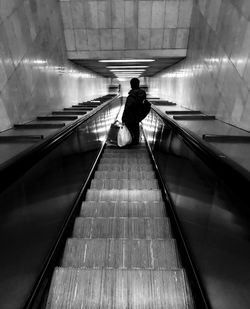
<box><xmin>149</xmin><ymin>0</ymin><xmax>250</xmax><ymax>131</ymax></box>
<box><xmin>0</xmin><ymin>0</ymin><xmax>108</xmax><ymax>132</ymax></box>
<box><xmin>60</xmin><ymin>0</ymin><xmax>192</xmax><ymax>59</ymax></box>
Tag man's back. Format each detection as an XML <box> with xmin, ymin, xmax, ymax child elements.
<box><xmin>121</xmin><ymin>78</ymin><xmax>150</xmax><ymax>145</ymax></box>
<box><xmin>122</xmin><ymin>88</ymin><xmax>146</xmax><ymax>124</ymax></box>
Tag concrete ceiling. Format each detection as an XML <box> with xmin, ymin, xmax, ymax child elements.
<box><xmin>60</xmin><ymin>0</ymin><xmax>193</xmax><ymax>78</ymax></box>
<box><xmin>72</xmin><ymin>58</ymin><xmax>184</xmax><ymax>78</ymax></box>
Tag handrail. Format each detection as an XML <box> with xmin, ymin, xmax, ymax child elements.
<box><xmin>24</xmin><ymin>139</ymin><xmax>107</xmax><ymax>309</ymax></box>
<box><xmin>150</xmin><ymin>104</ymin><xmax>250</xmax><ymax>204</ymax></box>
<box><xmin>142</xmin><ymin>126</ymin><xmax>210</xmax><ymax>309</ymax></box>
<box><xmin>0</xmin><ymin>95</ymin><xmax>119</xmax><ymax>194</ymax></box>
<box><xmin>23</xmin><ymin>98</ymin><xmax>123</xmax><ymax>308</ymax></box>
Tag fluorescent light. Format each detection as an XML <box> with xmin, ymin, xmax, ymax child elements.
<box><xmin>113</xmin><ymin>71</ymin><xmax>144</xmax><ymax>73</ymax></box>
<box><xmin>99</xmin><ymin>59</ymin><xmax>155</xmax><ymax>63</ymax></box>
<box><xmin>107</xmin><ymin>66</ymin><xmax>148</xmax><ymax>69</ymax></box>
<box><xmin>110</xmin><ymin>69</ymin><xmax>145</xmax><ymax>71</ymax></box>
<box><xmin>115</xmin><ymin>72</ymin><xmax>141</xmax><ymax>74</ymax></box>
<box><xmin>115</xmin><ymin>74</ymin><xmax>141</xmax><ymax>76</ymax></box>
<box><xmin>115</xmin><ymin>75</ymin><xmax>141</xmax><ymax>77</ymax></box>
<box><xmin>110</xmin><ymin>70</ymin><xmax>145</xmax><ymax>72</ymax></box>
<box><xmin>114</xmin><ymin>71</ymin><xmax>142</xmax><ymax>73</ymax></box>
<box><xmin>116</xmin><ymin>76</ymin><xmax>139</xmax><ymax>79</ymax></box>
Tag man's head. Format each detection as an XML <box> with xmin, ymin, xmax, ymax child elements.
<box><xmin>130</xmin><ymin>78</ymin><xmax>140</xmax><ymax>90</ymax></box>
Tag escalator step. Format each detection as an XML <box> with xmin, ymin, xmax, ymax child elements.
<box><xmin>104</xmin><ymin>149</ymin><xmax>145</xmax><ymax>154</ymax></box>
<box><xmin>86</xmin><ymin>189</ymin><xmax>162</xmax><ymax>202</ymax></box>
<box><xmin>90</xmin><ymin>179</ymin><xmax>159</xmax><ymax>190</ymax></box>
<box><xmin>62</xmin><ymin>238</ymin><xmax>179</xmax><ymax>269</ymax></box>
<box><xmin>104</xmin><ymin>148</ymin><xmax>145</xmax><ymax>151</ymax></box>
<box><xmin>102</xmin><ymin>153</ymin><xmax>149</xmax><ymax>159</ymax></box>
<box><xmin>46</xmin><ymin>268</ymin><xmax>194</xmax><ymax>309</ymax></box>
<box><xmin>100</xmin><ymin>157</ymin><xmax>151</xmax><ymax>164</ymax></box>
<box><xmin>45</xmin><ymin>140</ymin><xmax>196</xmax><ymax>308</ymax></box>
<box><xmin>97</xmin><ymin>163</ymin><xmax>153</xmax><ymax>172</ymax></box>
<box><xmin>72</xmin><ymin>217</ymin><xmax>171</xmax><ymax>239</ymax></box>
<box><xmin>80</xmin><ymin>201</ymin><xmax>166</xmax><ymax>218</ymax></box>
<box><xmin>95</xmin><ymin>170</ymin><xmax>155</xmax><ymax>179</ymax></box>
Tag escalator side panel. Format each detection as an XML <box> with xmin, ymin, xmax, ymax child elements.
<box><xmin>0</xmin><ymin>98</ymin><xmax>121</xmax><ymax>309</ymax></box>
<box><xmin>143</xmin><ymin>110</ymin><xmax>250</xmax><ymax>309</ymax></box>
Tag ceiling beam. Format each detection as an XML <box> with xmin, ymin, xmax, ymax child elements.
<box><xmin>68</xmin><ymin>49</ymin><xmax>187</xmax><ymax>60</ymax></box>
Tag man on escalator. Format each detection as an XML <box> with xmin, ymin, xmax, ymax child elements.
<box><xmin>122</xmin><ymin>78</ymin><xmax>151</xmax><ymax>145</ymax></box>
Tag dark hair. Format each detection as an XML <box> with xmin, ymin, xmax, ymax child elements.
<box><xmin>130</xmin><ymin>78</ymin><xmax>140</xmax><ymax>90</ymax></box>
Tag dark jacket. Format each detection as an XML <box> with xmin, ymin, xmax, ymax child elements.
<box><xmin>122</xmin><ymin>89</ymin><xmax>150</xmax><ymax>124</ymax></box>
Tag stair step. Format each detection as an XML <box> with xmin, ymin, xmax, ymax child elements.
<box><xmin>14</xmin><ymin>123</ymin><xmax>65</xmax><ymax>129</ymax></box>
<box><xmin>46</xmin><ymin>268</ymin><xmax>194</xmax><ymax>309</ymax></box>
<box><xmin>72</xmin><ymin>104</ymin><xmax>99</xmax><ymax>108</ymax></box>
<box><xmin>73</xmin><ymin>217</ymin><xmax>171</xmax><ymax>239</ymax></box>
<box><xmin>37</xmin><ymin>116</ymin><xmax>78</xmax><ymax>121</ymax></box>
<box><xmin>102</xmin><ymin>154</ymin><xmax>149</xmax><ymax>160</ymax></box>
<box><xmin>86</xmin><ymin>189</ymin><xmax>162</xmax><ymax>202</ymax></box>
<box><xmin>90</xmin><ymin>179</ymin><xmax>159</xmax><ymax>190</ymax></box>
<box><xmin>166</xmin><ymin>110</ymin><xmax>202</xmax><ymax>115</ymax></box>
<box><xmin>104</xmin><ymin>148</ymin><xmax>145</xmax><ymax>154</ymax></box>
<box><xmin>62</xmin><ymin>238</ymin><xmax>179</xmax><ymax>269</ymax></box>
<box><xmin>52</xmin><ymin>111</ymin><xmax>87</xmax><ymax>115</ymax></box>
<box><xmin>97</xmin><ymin>163</ymin><xmax>153</xmax><ymax>172</ymax></box>
<box><xmin>80</xmin><ymin>201</ymin><xmax>166</xmax><ymax>218</ymax></box>
<box><xmin>100</xmin><ymin>157</ymin><xmax>151</xmax><ymax>164</ymax></box>
<box><xmin>94</xmin><ymin>170</ymin><xmax>156</xmax><ymax>179</ymax></box>
<box><xmin>64</xmin><ymin>107</ymin><xmax>93</xmax><ymax>111</ymax></box>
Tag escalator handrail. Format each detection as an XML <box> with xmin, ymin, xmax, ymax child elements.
<box><xmin>143</xmin><ymin>127</ymin><xmax>210</xmax><ymax>309</ymax></box>
<box><xmin>150</xmin><ymin>103</ymin><xmax>250</xmax><ymax>202</ymax></box>
<box><xmin>0</xmin><ymin>95</ymin><xmax>119</xmax><ymax>194</ymax></box>
<box><xmin>24</xmin><ymin>98</ymin><xmax>123</xmax><ymax>309</ymax></box>
<box><xmin>24</xmin><ymin>139</ymin><xmax>107</xmax><ymax>309</ymax></box>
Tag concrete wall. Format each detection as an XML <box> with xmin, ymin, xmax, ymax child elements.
<box><xmin>0</xmin><ymin>0</ymin><xmax>108</xmax><ymax>132</ymax></box>
<box><xmin>61</xmin><ymin>0</ymin><xmax>192</xmax><ymax>60</ymax></box>
<box><xmin>149</xmin><ymin>0</ymin><xmax>250</xmax><ymax>131</ymax></box>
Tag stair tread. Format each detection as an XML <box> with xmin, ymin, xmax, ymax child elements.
<box><xmin>73</xmin><ymin>217</ymin><xmax>171</xmax><ymax>239</ymax></box>
<box><xmin>94</xmin><ymin>171</ymin><xmax>156</xmax><ymax>179</ymax></box>
<box><xmin>90</xmin><ymin>179</ymin><xmax>159</xmax><ymax>190</ymax></box>
<box><xmin>46</xmin><ymin>268</ymin><xmax>194</xmax><ymax>309</ymax></box>
<box><xmin>103</xmin><ymin>147</ymin><xmax>148</xmax><ymax>151</ymax></box>
<box><xmin>97</xmin><ymin>164</ymin><xmax>153</xmax><ymax>172</ymax></box>
<box><xmin>86</xmin><ymin>189</ymin><xmax>163</xmax><ymax>202</ymax></box>
<box><xmin>80</xmin><ymin>201</ymin><xmax>166</xmax><ymax>217</ymax></box>
<box><xmin>102</xmin><ymin>153</ymin><xmax>149</xmax><ymax>157</ymax></box>
<box><xmin>62</xmin><ymin>238</ymin><xmax>179</xmax><ymax>269</ymax></box>
<box><xmin>100</xmin><ymin>158</ymin><xmax>151</xmax><ymax>164</ymax></box>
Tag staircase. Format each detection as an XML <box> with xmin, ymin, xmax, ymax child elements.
<box><xmin>46</xmin><ymin>144</ymin><xmax>194</xmax><ymax>308</ymax></box>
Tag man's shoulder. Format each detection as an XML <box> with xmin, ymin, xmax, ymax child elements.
<box><xmin>126</xmin><ymin>94</ymin><xmax>136</xmax><ymax>103</ymax></box>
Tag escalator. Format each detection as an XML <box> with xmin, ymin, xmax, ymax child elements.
<box><xmin>1</xmin><ymin>96</ymin><xmax>250</xmax><ymax>309</ymax></box>
<box><xmin>46</xmin><ymin>142</ymin><xmax>194</xmax><ymax>308</ymax></box>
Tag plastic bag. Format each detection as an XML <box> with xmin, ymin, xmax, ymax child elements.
<box><xmin>107</xmin><ymin>121</ymin><xmax>120</xmax><ymax>144</ymax></box>
<box><xmin>117</xmin><ymin>124</ymin><xmax>132</xmax><ymax>147</ymax></box>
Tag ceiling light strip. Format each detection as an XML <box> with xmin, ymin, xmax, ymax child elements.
<box><xmin>114</xmin><ymin>71</ymin><xmax>143</xmax><ymax>73</ymax></box>
<box><xmin>111</xmin><ymin>72</ymin><xmax>145</xmax><ymax>74</ymax></box>
<box><xmin>110</xmin><ymin>69</ymin><xmax>145</xmax><ymax>71</ymax></box>
<box><xmin>99</xmin><ymin>59</ymin><xmax>155</xmax><ymax>63</ymax></box>
<box><xmin>107</xmin><ymin>66</ymin><xmax>148</xmax><ymax>69</ymax></box>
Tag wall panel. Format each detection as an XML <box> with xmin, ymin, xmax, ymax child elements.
<box><xmin>0</xmin><ymin>0</ymin><xmax>107</xmax><ymax>132</ymax></box>
<box><xmin>149</xmin><ymin>0</ymin><xmax>250</xmax><ymax>131</ymax></box>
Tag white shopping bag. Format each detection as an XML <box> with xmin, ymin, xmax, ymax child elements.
<box><xmin>117</xmin><ymin>124</ymin><xmax>132</xmax><ymax>147</ymax></box>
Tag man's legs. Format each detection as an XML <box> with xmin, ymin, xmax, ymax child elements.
<box><xmin>125</xmin><ymin>122</ymin><xmax>140</xmax><ymax>145</ymax></box>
